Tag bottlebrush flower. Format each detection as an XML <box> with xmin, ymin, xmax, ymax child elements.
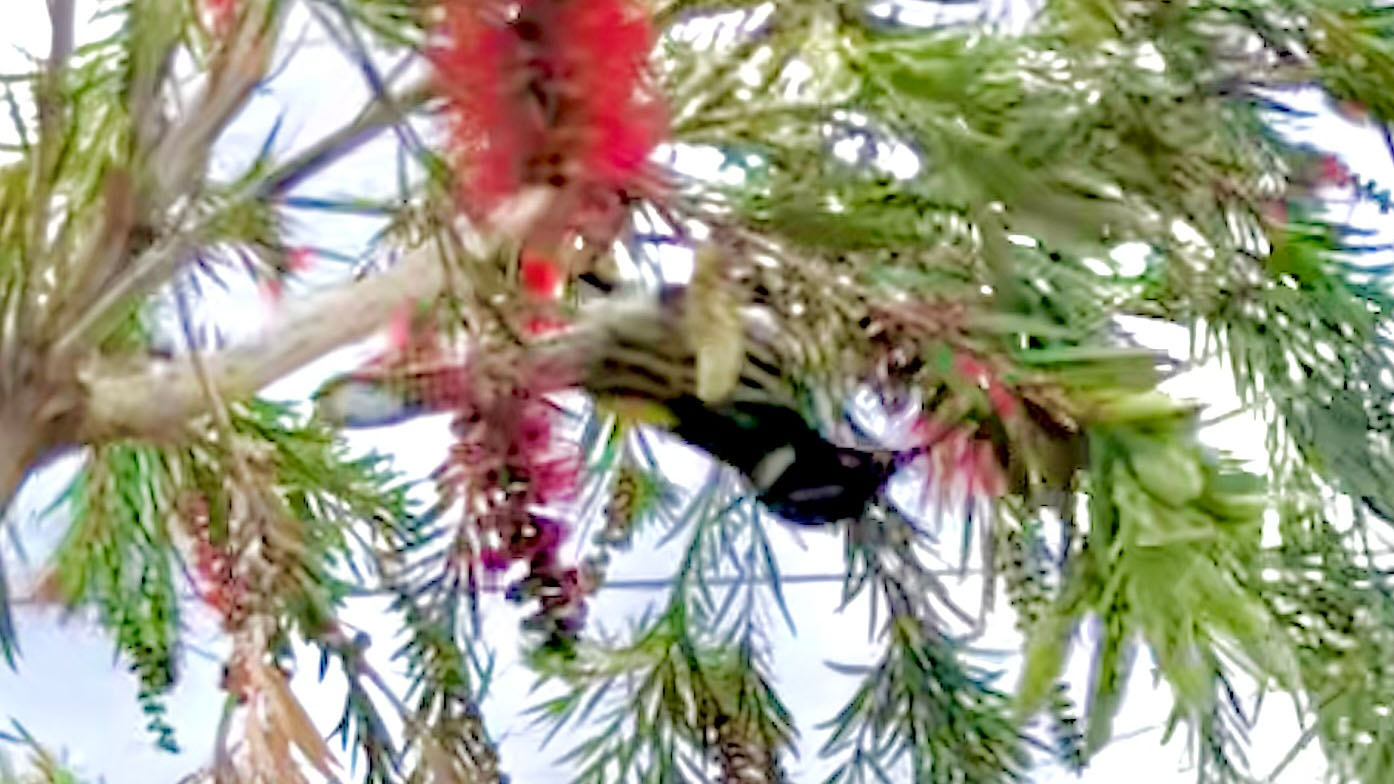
<box><xmin>429</xmin><ymin>352</ymin><xmax>591</xmax><ymax>651</ymax></box>
<box><xmin>527</xmin><ymin>455</ymin><xmax>580</xmax><ymax>505</ymax></box>
<box><xmin>917</xmin><ymin>427</ymin><xmax>1007</xmax><ymax>504</ymax></box>
<box><xmin>901</xmin><ymin>416</ymin><xmax>1008</xmax><ymax>508</ymax></box>
<box><xmin>524</xmin><ymin>314</ymin><xmax>573</xmax><ymax>338</ymax></box>
<box><xmin>434</xmin><ymin>354</ymin><xmax>580</xmax><ymax>550</ymax></box>
<box><xmin>177</xmin><ymin>492</ymin><xmax>248</xmax><ymax>629</ymax></box>
<box><xmin>431</xmin><ymin>0</ymin><xmax>667</xmax><ymax>256</ymax></box>
<box><xmin>559</xmin><ymin>0</ymin><xmax>667</xmax><ymax>189</ymax></box>
<box><xmin>986</xmin><ymin>381</ymin><xmax>1019</xmax><ymax>420</ymax></box>
<box><xmin>431</xmin><ymin>1</ymin><xmax>536</xmax><ymax>220</ymax></box>
<box><xmin>327</xmin><ymin>327</ymin><xmax>591</xmax><ymax>650</ymax></box>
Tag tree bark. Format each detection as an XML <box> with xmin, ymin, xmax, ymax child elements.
<box><xmin>76</xmin><ymin>185</ymin><xmax>560</xmax><ymax>444</ymax></box>
<box><xmin>0</xmin><ymin>392</ymin><xmax>61</xmax><ymax>517</ymax></box>
<box><xmin>78</xmin><ymin>243</ymin><xmax>450</xmax><ymax>442</ymax></box>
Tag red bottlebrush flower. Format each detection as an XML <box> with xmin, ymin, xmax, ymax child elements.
<box><xmin>432</xmin><ymin>1</ymin><xmax>545</xmax><ymax>220</ymax></box>
<box><xmin>517</xmin><ymin>409</ymin><xmax>553</xmax><ymax>454</ymax></box>
<box><xmin>480</xmin><ymin>547</ymin><xmax>511</xmax><ymax>572</ymax></box>
<box><xmin>559</xmin><ymin>0</ymin><xmax>666</xmax><ymax>187</ymax></box>
<box><xmin>973</xmin><ymin>440</ymin><xmax>1008</xmax><ymax>498</ymax></box>
<box><xmin>287</xmin><ymin>246</ymin><xmax>315</xmax><ymax>273</ymax></box>
<box><xmin>912</xmin><ymin>427</ymin><xmax>1006</xmax><ymax>506</ymax></box>
<box><xmin>909</xmin><ymin>414</ymin><xmax>954</xmax><ymax>447</ymax></box>
<box><xmin>360</xmin><ymin>336</ymin><xmax>590</xmax><ymax>648</ymax></box>
<box><xmin>178</xmin><ymin>492</ymin><xmax>247</xmax><ymax>628</ymax></box>
<box><xmin>431</xmin><ymin>0</ymin><xmax>666</xmax><ymax>245</ymax></box>
<box><xmin>953</xmin><ymin>352</ymin><xmax>990</xmax><ymax>385</ymax></box>
<box><xmin>520</xmin><ymin>251</ymin><xmax>564</xmax><ymax>299</ymax></box>
<box><xmin>417</xmin><ymin>364</ymin><xmax>474</xmax><ymax>412</ymax></box>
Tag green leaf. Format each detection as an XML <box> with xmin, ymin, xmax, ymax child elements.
<box><xmin>0</xmin><ymin>552</ymin><xmax>16</xmax><ymax>669</ymax></box>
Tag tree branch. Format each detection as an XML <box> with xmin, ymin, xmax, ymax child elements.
<box><xmin>78</xmin><ymin>242</ymin><xmax>453</xmax><ymax>441</ymax></box>
<box><xmin>256</xmin><ymin>78</ymin><xmax>431</xmax><ymax>198</ymax></box>
<box><xmin>74</xmin><ymin>161</ymin><xmax>555</xmax><ymax>442</ymax></box>
<box><xmin>51</xmin><ymin>15</ymin><xmax>278</xmax><ymax>359</ymax></box>
<box><xmin>53</xmin><ymin>78</ymin><xmax>430</xmax><ymax>361</ymax></box>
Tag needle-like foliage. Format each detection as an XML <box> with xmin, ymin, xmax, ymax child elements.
<box><xmin>3</xmin><ymin>1</ymin><xmax>1394</xmax><ymax>783</ymax></box>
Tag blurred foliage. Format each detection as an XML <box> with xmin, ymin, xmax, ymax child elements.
<box><xmin>2</xmin><ymin>0</ymin><xmax>1394</xmax><ymax>783</ymax></box>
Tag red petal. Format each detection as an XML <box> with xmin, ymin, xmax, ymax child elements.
<box><xmin>287</xmin><ymin>246</ymin><xmax>315</xmax><ymax>272</ymax></box>
<box><xmin>257</xmin><ymin>275</ymin><xmax>284</xmax><ymax>308</ymax></box>
<box><xmin>1319</xmin><ymin>154</ymin><xmax>1352</xmax><ymax>186</ymax></box>
<box><xmin>521</xmin><ymin>253</ymin><xmax>563</xmax><ymax>299</ymax></box>
<box><xmin>987</xmin><ymin>383</ymin><xmax>1019</xmax><ymax>420</ymax></box>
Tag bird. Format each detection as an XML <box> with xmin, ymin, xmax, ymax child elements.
<box><xmin>317</xmin><ymin>280</ymin><xmax>910</xmax><ymax>525</ymax></box>
<box><xmin>662</xmin><ymin>395</ymin><xmax>904</xmax><ymax>525</ymax></box>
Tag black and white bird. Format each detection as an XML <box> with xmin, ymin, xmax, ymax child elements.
<box><xmin>663</xmin><ymin>395</ymin><xmax>903</xmax><ymax>525</ymax></box>
<box><xmin>319</xmin><ymin>281</ymin><xmax>910</xmax><ymax>526</ymax></box>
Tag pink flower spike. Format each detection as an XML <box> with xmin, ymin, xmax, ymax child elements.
<box><xmin>974</xmin><ymin>441</ymin><xmax>1007</xmax><ymax>498</ymax></box>
<box><xmin>524</xmin><ymin>315</ymin><xmax>572</xmax><ymax>338</ymax></box>
<box><xmin>910</xmin><ymin>415</ymin><xmax>953</xmax><ymax>447</ymax></box>
<box><xmin>953</xmin><ymin>353</ymin><xmax>990</xmax><ymax>385</ymax></box>
<box><xmin>1318</xmin><ymin>154</ymin><xmax>1354</xmax><ymax>187</ymax></box>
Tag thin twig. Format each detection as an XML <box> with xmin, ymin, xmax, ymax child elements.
<box><xmin>212</xmin><ymin>695</ymin><xmax>237</xmax><ymax>784</ymax></box>
<box><xmin>311</xmin><ymin>0</ymin><xmax>429</xmax><ymax>160</ymax></box>
<box><xmin>1263</xmin><ymin>689</ymin><xmax>1343</xmax><ymax>783</ymax></box>
<box><xmin>1380</xmin><ymin>123</ymin><xmax>1394</xmax><ymax>183</ymax></box>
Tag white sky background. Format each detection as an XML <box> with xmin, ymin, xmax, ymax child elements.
<box><xmin>2</xmin><ymin>1</ymin><xmax>1393</xmax><ymax>782</ymax></box>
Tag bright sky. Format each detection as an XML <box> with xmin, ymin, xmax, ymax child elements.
<box><xmin>2</xmin><ymin>2</ymin><xmax>1392</xmax><ymax>782</ymax></box>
